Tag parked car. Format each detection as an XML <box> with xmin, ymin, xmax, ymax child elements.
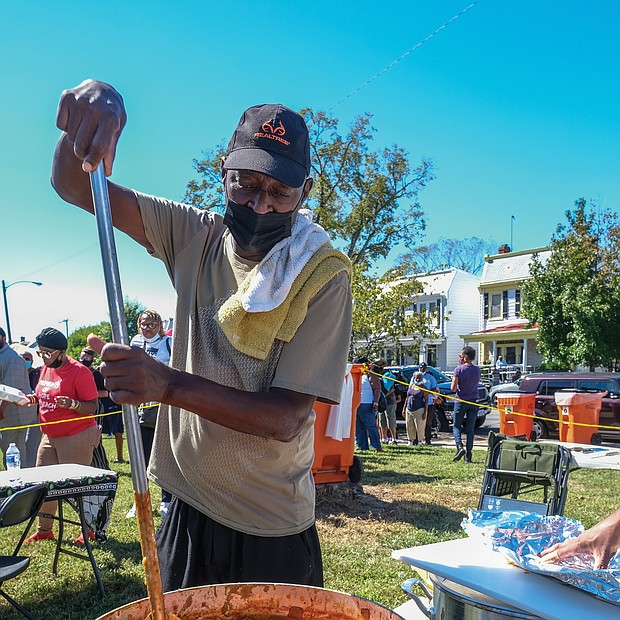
<box><xmin>385</xmin><ymin>364</ymin><xmax>491</xmax><ymax>432</ymax></box>
<box><xmin>489</xmin><ymin>378</ymin><xmax>523</xmax><ymax>406</ymax></box>
<box><xmin>515</xmin><ymin>372</ymin><xmax>620</xmax><ymax>442</ymax></box>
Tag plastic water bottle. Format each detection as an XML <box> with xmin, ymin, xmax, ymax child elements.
<box><xmin>6</xmin><ymin>443</ymin><xmax>21</xmax><ymax>482</ymax></box>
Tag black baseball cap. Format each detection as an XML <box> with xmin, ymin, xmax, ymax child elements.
<box><xmin>36</xmin><ymin>327</ymin><xmax>67</xmax><ymax>350</ymax></box>
<box><xmin>224</xmin><ymin>103</ymin><xmax>310</xmax><ymax>188</ymax></box>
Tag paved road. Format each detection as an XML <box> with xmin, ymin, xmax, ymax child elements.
<box><xmin>395</xmin><ymin>408</ymin><xmax>500</xmax><ymax>451</ymax></box>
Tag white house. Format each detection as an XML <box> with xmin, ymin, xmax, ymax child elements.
<box><xmin>461</xmin><ymin>246</ymin><xmax>551</xmax><ymax>370</ymax></box>
<box><xmin>391</xmin><ymin>268</ymin><xmax>480</xmax><ymax>371</ymax></box>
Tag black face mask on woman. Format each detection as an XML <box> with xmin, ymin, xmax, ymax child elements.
<box><xmin>223</xmin><ymin>198</ymin><xmax>294</xmax><ymax>257</ymax></box>
<box><xmin>49</xmin><ymin>355</ymin><xmax>64</xmax><ymax>369</ymax></box>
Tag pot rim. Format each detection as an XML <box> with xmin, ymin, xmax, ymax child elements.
<box><xmin>96</xmin><ymin>582</ymin><xmax>406</xmax><ymax>620</ymax></box>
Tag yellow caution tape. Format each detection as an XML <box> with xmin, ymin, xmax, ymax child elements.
<box><xmin>368</xmin><ymin>367</ymin><xmax>616</xmax><ymax>432</ymax></box>
<box><xmin>0</xmin><ymin>402</ymin><xmax>159</xmax><ymax>433</ymax></box>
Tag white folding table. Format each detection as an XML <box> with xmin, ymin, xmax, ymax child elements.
<box><xmin>0</xmin><ymin>463</ymin><xmax>118</xmax><ymax>595</ymax></box>
<box><xmin>392</xmin><ymin>537</ymin><xmax>619</xmax><ymax>620</ymax></box>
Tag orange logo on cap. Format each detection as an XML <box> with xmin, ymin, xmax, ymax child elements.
<box><xmin>262</xmin><ymin>120</ymin><xmax>286</xmax><ymax>136</ymax></box>
<box><xmin>255</xmin><ymin>119</ymin><xmax>290</xmax><ymax>146</ymax></box>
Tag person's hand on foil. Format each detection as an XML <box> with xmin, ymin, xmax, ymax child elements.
<box><xmin>541</xmin><ymin>508</ymin><xmax>620</xmax><ymax>569</ymax></box>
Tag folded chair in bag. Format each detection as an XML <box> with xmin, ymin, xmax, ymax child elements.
<box><xmin>0</xmin><ymin>484</ymin><xmax>49</xmax><ymax>619</ymax></box>
<box><xmin>478</xmin><ymin>432</ymin><xmax>571</xmax><ymax>516</ymax></box>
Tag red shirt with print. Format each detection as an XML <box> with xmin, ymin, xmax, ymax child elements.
<box><xmin>36</xmin><ymin>357</ymin><xmax>98</xmax><ymax>438</ymax></box>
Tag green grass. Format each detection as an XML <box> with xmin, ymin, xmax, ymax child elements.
<box><xmin>0</xmin><ymin>437</ymin><xmax>618</xmax><ymax>618</ymax></box>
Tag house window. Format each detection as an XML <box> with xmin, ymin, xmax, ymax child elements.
<box><xmin>515</xmin><ymin>289</ymin><xmax>521</xmax><ymax>317</ymax></box>
<box><xmin>428</xmin><ymin>300</ymin><xmax>440</xmax><ymax>326</ymax></box>
<box><xmin>490</xmin><ymin>293</ymin><xmax>502</xmax><ymax>318</ymax></box>
<box><xmin>427</xmin><ymin>345</ymin><xmax>437</xmax><ymax>368</ymax></box>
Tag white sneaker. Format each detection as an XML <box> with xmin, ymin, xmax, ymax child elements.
<box><xmin>126</xmin><ymin>503</ymin><xmax>136</xmax><ymax>519</ymax></box>
<box><xmin>159</xmin><ymin>501</ymin><xmax>170</xmax><ymax>518</ymax></box>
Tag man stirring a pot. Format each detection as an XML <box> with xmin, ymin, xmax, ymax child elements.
<box><xmin>51</xmin><ymin>80</ymin><xmax>352</xmax><ymax>590</ymax></box>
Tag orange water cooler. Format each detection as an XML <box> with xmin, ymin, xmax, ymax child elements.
<box><xmin>312</xmin><ymin>363</ymin><xmax>363</xmax><ymax>484</ymax></box>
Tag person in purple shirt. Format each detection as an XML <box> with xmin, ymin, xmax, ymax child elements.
<box><xmin>451</xmin><ymin>346</ymin><xmax>481</xmax><ymax>463</ymax></box>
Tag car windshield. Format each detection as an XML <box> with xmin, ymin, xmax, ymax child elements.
<box><xmin>390</xmin><ymin>366</ymin><xmax>450</xmax><ymax>384</ymax></box>
<box><xmin>576</xmin><ymin>379</ymin><xmax>620</xmax><ymax>396</ymax></box>
<box><xmin>430</xmin><ymin>368</ymin><xmax>450</xmax><ymax>383</ymax></box>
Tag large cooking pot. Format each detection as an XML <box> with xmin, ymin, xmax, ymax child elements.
<box><xmin>97</xmin><ymin>582</ymin><xmax>405</xmax><ymax>619</ymax></box>
<box><xmin>402</xmin><ymin>575</ymin><xmax>542</xmax><ymax>619</ymax></box>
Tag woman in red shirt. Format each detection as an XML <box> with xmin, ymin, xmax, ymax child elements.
<box><xmin>24</xmin><ymin>327</ymin><xmax>100</xmax><ymax>543</ymax></box>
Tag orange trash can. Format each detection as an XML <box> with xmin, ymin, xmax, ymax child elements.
<box><xmin>497</xmin><ymin>392</ymin><xmax>536</xmax><ymax>438</ymax></box>
<box><xmin>554</xmin><ymin>390</ymin><xmax>603</xmax><ymax>444</ymax></box>
<box><xmin>312</xmin><ymin>363</ymin><xmax>363</xmax><ymax>484</ymax></box>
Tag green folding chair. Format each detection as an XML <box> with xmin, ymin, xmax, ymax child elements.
<box><xmin>478</xmin><ymin>432</ymin><xmax>572</xmax><ymax>515</ymax></box>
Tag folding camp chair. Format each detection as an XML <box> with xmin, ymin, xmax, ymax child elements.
<box><xmin>478</xmin><ymin>432</ymin><xmax>572</xmax><ymax>516</ymax></box>
<box><xmin>0</xmin><ymin>484</ymin><xmax>49</xmax><ymax>619</ymax></box>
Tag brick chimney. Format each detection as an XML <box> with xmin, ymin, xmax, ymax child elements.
<box><xmin>497</xmin><ymin>244</ymin><xmax>511</xmax><ymax>254</ymax></box>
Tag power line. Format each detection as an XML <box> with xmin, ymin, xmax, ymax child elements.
<box><xmin>13</xmin><ymin>244</ymin><xmax>99</xmax><ymax>281</ymax></box>
<box><xmin>330</xmin><ymin>1</ymin><xmax>480</xmax><ymax>110</ymax></box>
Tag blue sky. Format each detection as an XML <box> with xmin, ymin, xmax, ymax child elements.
<box><xmin>1</xmin><ymin>1</ymin><xmax>618</xmax><ymax>342</ymax></box>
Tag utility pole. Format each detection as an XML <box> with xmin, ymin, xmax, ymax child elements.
<box><xmin>2</xmin><ymin>279</ymin><xmax>43</xmax><ymax>343</ymax></box>
<box><xmin>510</xmin><ymin>215</ymin><xmax>516</xmax><ymax>250</ymax></box>
<box><xmin>59</xmin><ymin>318</ymin><xmax>69</xmax><ymax>339</ymax></box>
<box><xmin>1</xmin><ymin>280</ymin><xmax>9</xmax><ymax>343</ymax></box>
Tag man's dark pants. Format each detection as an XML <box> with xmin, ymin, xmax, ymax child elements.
<box><xmin>424</xmin><ymin>403</ymin><xmax>435</xmax><ymax>443</ymax></box>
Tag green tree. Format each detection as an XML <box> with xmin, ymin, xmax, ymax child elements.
<box><xmin>66</xmin><ymin>298</ymin><xmax>146</xmax><ymax>360</ymax></box>
<box><xmin>183</xmin><ymin>109</ymin><xmax>436</xmax><ymax>361</ymax></box>
<box><xmin>183</xmin><ymin>140</ymin><xmax>227</xmax><ymax>213</ymax></box>
<box><xmin>522</xmin><ymin>198</ymin><xmax>620</xmax><ymax>370</ymax></box>
<box><xmin>350</xmin><ymin>265</ymin><xmax>439</xmax><ymax>360</ymax></box>
<box><xmin>183</xmin><ymin>109</ymin><xmax>434</xmax><ymax>269</ymax></box>
<box><xmin>303</xmin><ymin>110</ymin><xmax>433</xmax><ymax>269</ymax></box>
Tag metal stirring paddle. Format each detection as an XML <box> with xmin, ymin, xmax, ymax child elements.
<box><xmin>89</xmin><ymin>165</ymin><xmax>167</xmax><ymax>620</ymax></box>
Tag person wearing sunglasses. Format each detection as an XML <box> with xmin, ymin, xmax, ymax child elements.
<box><xmin>126</xmin><ymin>310</ymin><xmax>173</xmax><ymax>518</ymax></box>
<box><xmin>51</xmin><ymin>80</ymin><xmax>352</xmax><ymax>591</ymax></box>
<box><xmin>23</xmin><ymin>327</ymin><xmax>100</xmax><ymax>543</ymax></box>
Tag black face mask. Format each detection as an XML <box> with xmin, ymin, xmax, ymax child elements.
<box><xmin>49</xmin><ymin>355</ymin><xmax>63</xmax><ymax>369</ymax></box>
<box><xmin>223</xmin><ymin>198</ymin><xmax>293</xmax><ymax>257</ymax></box>
<box><xmin>80</xmin><ymin>359</ymin><xmax>93</xmax><ymax>367</ymax></box>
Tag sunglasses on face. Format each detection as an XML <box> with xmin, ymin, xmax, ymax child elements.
<box><xmin>37</xmin><ymin>349</ymin><xmax>60</xmax><ymax>359</ymax></box>
<box><xmin>140</xmin><ymin>321</ymin><xmax>159</xmax><ymax>329</ymax></box>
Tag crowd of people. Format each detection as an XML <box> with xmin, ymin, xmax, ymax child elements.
<box><xmin>0</xmin><ymin>311</ymin><xmax>174</xmax><ymax>543</ymax></box>
<box><xmin>354</xmin><ymin>348</ymin><xmax>480</xmax><ymax>459</ymax></box>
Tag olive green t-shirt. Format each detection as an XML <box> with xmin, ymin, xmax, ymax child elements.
<box><xmin>136</xmin><ymin>192</ymin><xmax>352</xmax><ymax>536</ymax></box>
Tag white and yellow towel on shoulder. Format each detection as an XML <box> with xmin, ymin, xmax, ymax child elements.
<box><xmin>217</xmin><ymin>209</ymin><xmax>351</xmax><ymax>360</ymax></box>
